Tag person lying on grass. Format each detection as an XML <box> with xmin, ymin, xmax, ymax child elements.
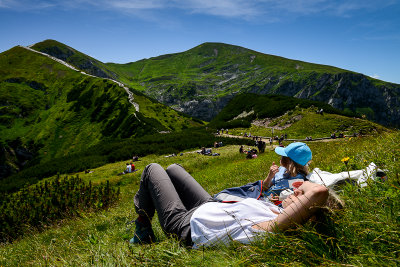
<box><xmin>130</xmin><ymin>162</ymin><xmax>339</xmax><ymax>248</ymax></box>
<box><xmin>214</xmin><ymin>142</ymin><xmax>312</xmax><ymax>206</ymax></box>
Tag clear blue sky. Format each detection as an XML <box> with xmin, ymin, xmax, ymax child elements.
<box><xmin>1</xmin><ymin>0</ymin><xmax>399</xmax><ymax>84</ymax></box>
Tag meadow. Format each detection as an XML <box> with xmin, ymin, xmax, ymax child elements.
<box><xmin>1</xmin><ymin>132</ymin><xmax>399</xmax><ymax>266</ymax></box>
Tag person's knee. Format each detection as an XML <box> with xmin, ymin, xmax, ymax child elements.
<box><xmin>141</xmin><ymin>163</ymin><xmax>163</xmax><ymax>181</ymax></box>
<box><xmin>166</xmin><ymin>163</ymin><xmax>184</xmax><ymax>173</ymax></box>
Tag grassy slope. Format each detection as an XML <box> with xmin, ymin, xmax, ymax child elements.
<box><xmin>30</xmin><ymin>39</ymin><xmax>204</xmax><ymax>130</ymax></box>
<box><xmin>0</xmin><ymin>46</ymin><xmax>202</xmax><ymax>161</ymax></box>
<box><xmin>105</xmin><ymin>42</ymin><xmax>350</xmax><ymax>98</ymax></box>
<box><xmin>229</xmin><ymin>107</ymin><xmax>388</xmax><ymax>139</ymax></box>
<box><xmin>31</xmin><ymin>39</ymin><xmax>118</xmax><ymax>79</ymax></box>
<box><xmin>0</xmin><ymin>46</ymin><xmax>108</xmax><ymax>159</ymax></box>
<box><xmin>208</xmin><ymin>93</ymin><xmax>389</xmax><ymax>138</ymax></box>
<box><xmin>1</xmin><ymin>133</ymin><xmax>399</xmax><ymax>266</ymax></box>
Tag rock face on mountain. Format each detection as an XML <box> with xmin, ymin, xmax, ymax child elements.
<box><xmin>250</xmin><ymin>72</ymin><xmax>400</xmax><ymax>127</ymax></box>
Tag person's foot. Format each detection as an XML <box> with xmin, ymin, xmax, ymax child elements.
<box><xmin>129</xmin><ymin>219</ymin><xmax>155</xmax><ymax>244</ymax></box>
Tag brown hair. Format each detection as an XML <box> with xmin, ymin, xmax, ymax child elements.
<box><xmin>281</xmin><ymin>156</ymin><xmax>309</xmax><ymax>177</ymax></box>
<box><xmin>325</xmin><ymin>188</ymin><xmax>345</xmax><ymax>210</ymax></box>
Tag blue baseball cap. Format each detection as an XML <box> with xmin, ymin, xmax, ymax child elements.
<box><xmin>274</xmin><ymin>142</ymin><xmax>312</xmax><ymax>166</ymax></box>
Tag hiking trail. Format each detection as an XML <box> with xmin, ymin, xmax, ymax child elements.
<box><xmin>20</xmin><ymin>45</ymin><xmax>140</xmax><ymax>114</ymax></box>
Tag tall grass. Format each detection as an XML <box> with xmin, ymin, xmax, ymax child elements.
<box><xmin>0</xmin><ymin>133</ymin><xmax>399</xmax><ymax>266</ymax></box>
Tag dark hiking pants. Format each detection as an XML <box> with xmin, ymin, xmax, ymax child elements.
<box><xmin>134</xmin><ymin>163</ymin><xmax>213</xmax><ymax>245</ymax></box>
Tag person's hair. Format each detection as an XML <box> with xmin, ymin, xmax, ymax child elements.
<box><xmin>281</xmin><ymin>156</ymin><xmax>309</xmax><ymax>177</ymax></box>
<box><xmin>309</xmin><ymin>187</ymin><xmax>345</xmax><ymax>233</ymax></box>
<box><xmin>324</xmin><ymin>188</ymin><xmax>345</xmax><ymax>210</ymax></box>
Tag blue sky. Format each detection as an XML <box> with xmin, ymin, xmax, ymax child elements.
<box><xmin>1</xmin><ymin>0</ymin><xmax>399</xmax><ymax>84</ymax></box>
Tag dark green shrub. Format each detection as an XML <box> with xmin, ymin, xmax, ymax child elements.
<box><xmin>0</xmin><ymin>175</ymin><xmax>120</xmax><ymax>242</ymax></box>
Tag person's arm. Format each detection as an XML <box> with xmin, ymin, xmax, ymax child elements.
<box><xmin>263</xmin><ymin>162</ymin><xmax>279</xmax><ymax>190</ymax></box>
<box><xmin>253</xmin><ymin>181</ymin><xmax>328</xmax><ymax>231</ymax></box>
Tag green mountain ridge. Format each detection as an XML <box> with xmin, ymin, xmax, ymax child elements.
<box><xmin>29</xmin><ymin>40</ymin><xmax>400</xmax><ymax>127</ymax></box>
<box><xmin>0</xmin><ymin>45</ymin><xmax>202</xmax><ymax>178</ymax></box>
<box><xmin>107</xmin><ymin>42</ymin><xmax>400</xmax><ymax>126</ymax></box>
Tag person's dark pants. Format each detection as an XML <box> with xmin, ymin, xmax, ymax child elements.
<box><xmin>134</xmin><ymin>163</ymin><xmax>213</xmax><ymax>245</ymax></box>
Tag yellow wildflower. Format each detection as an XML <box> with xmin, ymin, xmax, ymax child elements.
<box><xmin>341</xmin><ymin>157</ymin><xmax>350</xmax><ymax>164</ymax></box>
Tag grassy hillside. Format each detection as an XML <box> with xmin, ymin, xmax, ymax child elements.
<box><xmin>209</xmin><ymin>93</ymin><xmax>355</xmax><ymax>127</ymax></box>
<box><xmin>209</xmin><ymin>93</ymin><xmax>388</xmax><ymax>138</ymax></box>
<box><xmin>0</xmin><ymin>132</ymin><xmax>399</xmax><ymax>266</ymax></box>
<box><xmin>106</xmin><ymin>42</ymin><xmax>348</xmax><ymax>102</ymax></box>
<box><xmin>26</xmin><ymin>40</ymin><xmax>400</xmax><ymax>126</ymax></box>
<box><xmin>31</xmin><ymin>39</ymin><xmax>118</xmax><ymax>80</ymax></box>
<box><xmin>0</xmin><ymin>46</ymin><xmax>202</xmax><ymax>177</ymax></box>
<box><xmin>105</xmin><ymin>42</ymin><xmax>400</xmax><ymax>126</ymax></box>
<box><xmin>0</xmin><ymin>128</ymin><xmax>252</xmax><ymax>194</ymax></box>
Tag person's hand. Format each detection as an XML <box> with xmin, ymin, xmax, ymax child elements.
<box><xmin>263</xmin><ymin>162</ymin><xmax>279</xmax><ymax>190</ymax></box>
<box><xmin>269</xmin><ymin>194</ymin><xmax>279</xmax><ymax>202</ymax></box>
<box><xmin>269</xmin><ymin>162</ymin><xmax>279</xmax><ymax>176</ymax></box>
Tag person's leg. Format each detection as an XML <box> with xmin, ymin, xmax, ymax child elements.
<box><xmin>133</xmin><ymin>163</ymin><xmax>194</xmax><ymax>244</ymax></box>
<box><xmin>166</xmin><ymin>164</ymin><xmax>213</xmax><ymax>210</ymax></box>
<box><xmin>134</xmin><ymin>163</ymin><xmax>189</xmax><ymax>227</ymax></box>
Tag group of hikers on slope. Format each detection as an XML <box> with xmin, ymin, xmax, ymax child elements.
<box><xmin>129</xmin><ymin>142</ymin><xmax>344</xmax><ymax>248</ymax></box>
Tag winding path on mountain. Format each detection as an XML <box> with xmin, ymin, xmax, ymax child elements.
<box><xmin>20</xmin><ymin>45</ymin><xmax>140</xmax><ymax>113</ymax></box>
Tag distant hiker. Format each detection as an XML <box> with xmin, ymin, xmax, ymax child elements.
<box><xmin>239</xmin><ymin>145</ymin><xmax>244</xmax><ymax>153</ymax></box>
<box><xmin>258</xmin><ymin>141</ymin><xmax>266</xmax><ymax>153</ymax></box>
<box><xmin>118</xmin><ymin>163</ymin><xmax>132</xmax><ymax>175</ymax></box>
<box><xmin>131</xmin><ymin>162</ymin><xmax>136</xmax><ymax>172</ymax></box>
<box><xmin>200</xmin><ymin>147</ymin><xmax>212</xmax><ymax>155</ymax></box>
<box><xmin>130</xmin><ymin>159</ymin><xmax>336</xmax><ymax>247</ymax></box>
<box><xmin>132</xmin><ymin>155</ymin><xmax>139</xmax><ymax>162</ymax></box>
<box><xmin>246</xmin><ymin>148</ymin><xmax>258</xmax><ymax>159</ymax></box>
<box><xmin>269</xmin><ymin>138</ymin><xmax>273</xmax><ymax>146</ymax></box>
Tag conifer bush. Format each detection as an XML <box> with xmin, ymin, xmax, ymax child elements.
<box><xmin>0</xmin><ymin>175</ymin><xmax>120</xmax><ymax>242</ymax></box>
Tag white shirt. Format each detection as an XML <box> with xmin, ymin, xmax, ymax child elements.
<box><xmin>190</xmin><ymin>198</ymin><xmax>282</xmax><ymax>248</ymax></box>
<box><xmin>126</xmin><ymin>165</ymin><xmax>132</xmax><ymax>173</ymax></box>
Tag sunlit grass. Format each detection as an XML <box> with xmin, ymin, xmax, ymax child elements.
<box><xmin>1</xmin><ymin>132</ymin><xmax>400</xmax><ymax>266</ymax></box>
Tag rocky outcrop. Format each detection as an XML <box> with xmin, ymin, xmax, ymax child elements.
<box><xmin>270</xmin><ymin>72</ymin><xmax>400</xmax><ymax>127</ymax></box>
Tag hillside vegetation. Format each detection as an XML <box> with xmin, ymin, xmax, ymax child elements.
<box><xmin>0</xmin><ymin>129</ymin><xmax>252</xmax><ymax>194</ymax></box>
<box><xmin>24</xmin><ymin>40</ymin><xmax>400</xmax><ymax>127</ymax></box>
<box><xmin>0</xmin><ymin>46</ymin><xmax>202</xmax><ymax>178</ymax></box>
<box><xmin>0</xmin><ymin>132</ymin><xmax>399</xmax><ymax>266</ymax></box>
<box><xmin>105</xmin><ymin>42</ymin><xmax>400</xmax><ymax>126</ymax></box>
<box><xmin>31</xmin><ymin>40</ymin><xmax>118</xmax><ymax>80</ymax></box>
<box><xmin>210</xmin><ymin>93</ymin><xmax>389</xmax><ymax>138</ymax></box>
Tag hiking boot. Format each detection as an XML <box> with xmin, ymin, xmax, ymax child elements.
<box><xmin>129</xmin><ymin>219</ymin><xmax>155</xmax><ymax>244</ymax></box>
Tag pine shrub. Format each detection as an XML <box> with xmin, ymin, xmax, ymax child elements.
<box><xmin>0</xmin><ymin>175</ymin><xmax>120</xmax><ymax>242</ymax></box>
